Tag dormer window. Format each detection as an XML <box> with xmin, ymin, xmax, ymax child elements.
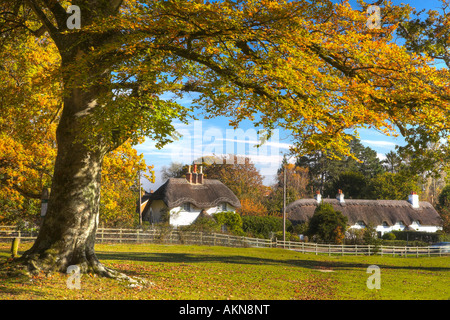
<box><xmin>183</xmin><ymin>202</ymin><xmax>191</xmax><ymax>212</ymax></box>
<box><xmin>217</xmin><ymin>202</ymin><xmax>227</xmax><ymax>212</ymax></box>
<box><xmin>356</xmin><ymin>221</ymin><xmax>366</xmax><ymax>228</ymax></box>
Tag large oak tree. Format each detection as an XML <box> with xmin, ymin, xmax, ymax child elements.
<box><xmin>1</xmin><ymin>0</ymin><xmax>449</xmax><ymax>276</ymax></box>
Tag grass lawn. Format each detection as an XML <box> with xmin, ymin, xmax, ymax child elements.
<box><xmin>0</xmin><ymin>242</ymin><xmax>449</xmax><ymax>300</ymax></box>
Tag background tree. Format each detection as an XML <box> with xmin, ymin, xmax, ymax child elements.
<box><xmin>263</xmin><ymin>160</ymin><xmax>310</xmax><ymax>215</ymax></box>
<box><xmin>324</xmin><ymin>171</ymin><xmax>368</xmax><ymax>199</ymax></box>
<box><xmin>100</xmin><ymin>140</ymin><xmax>154</xmax><ymax>227</ymax></box>
<box><xmin>437</xmin><ymin>185</ymin><xmax>450</xmax><ymax>232</ymax></box>
<box><xmin>203</xmin><ymin>155</ymin><xmax>266</xmax><ymax>203</ymax></box>
<box><xmin>161</xmin><ymin>162</ymin><xmax>184</xmax><ymax>181</ymax></box>
<box><xmin>237</xmin><ymin>198</ymin><xmax>269</xmax><ymax>217</ymax></box>
<box><xmin>366</xmin><ymin>171</ymin><xmax>420</xmax><ymax>200</ymax></box>
<box><xmin>382</xmin><ymin>151</ymin><xmax>403</xmax><ymax>173</ymax></box>
<box><xmin>396</xmin><ymin>0</ymin><xmax>450</xmax><ymax>177</ymax></box>
<box><xmin>297</xmin><ymin>137</ymin><xmax>384</xmax><ymax>197</ymax></box>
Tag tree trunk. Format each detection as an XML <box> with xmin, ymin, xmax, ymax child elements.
<box><xmin>19</xmin><ymin>73</ymin><xmax>116</xmax><ymax>277</ymax></box>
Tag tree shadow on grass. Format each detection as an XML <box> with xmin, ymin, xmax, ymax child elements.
<box><xmin>96</xmin><ymin>250</ymin><xmax>450</xmax><ymax>273</ymax></box>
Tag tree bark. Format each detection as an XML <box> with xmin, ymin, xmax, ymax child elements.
<box><xmin>19</xmin><ymin>83</ymin><xmax>112</xmax><ymax>275</ymax></box>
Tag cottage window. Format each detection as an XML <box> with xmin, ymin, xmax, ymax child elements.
<box><xmin>183</xmin><ymin>202</ymin><xmax>191</xmax><ymax>212</ymax></box>
<box><xmin>356</xmin><ymin>221</ymin><xmax>366</xmax><ymax>228</ymax></box>
<box><xmin>217</xmin><ymin>202</ymin><xmax>227</xmax><ymax>212</ymax></box>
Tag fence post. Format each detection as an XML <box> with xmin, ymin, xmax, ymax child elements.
<box><xmin>119</xmin><ymin>228</ymin><xmax>122</xmax><ymax>243</ymax></box>
<box><xmin>11</xmin><ymin>237</ymin><xmax>20</xmax><ymax>258</ymax></box>
<box><xmin>328</xmin><ymin>244</ymin><xmax>331</xmax><ymax>256</ymax></box>
<box><xmin>315</xmin><ymin>243</ymin><xmax>318</xmax><ymax>255</ymax></box>
<box><xmin>355</xmin><ymin>244</ymin><xmax>358</xmax><ymax>256</ymax></box>
<box><xmin>368</xmin><ymin>245</ymin><xmax>371</xmax><ymax>256</ymax></box>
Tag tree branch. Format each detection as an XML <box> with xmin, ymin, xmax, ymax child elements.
<box><xmin>25</xmin><ymin>0</ymin><xmax>59</xmax><ymax>38</ymax></box>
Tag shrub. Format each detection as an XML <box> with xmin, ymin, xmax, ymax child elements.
<box><xmin>382</xmin><ymin>232</ymin><xmax>396</xmax><ymax>240</ymax></box>
<box><xmin>391</xmin><ymin>230</ymin><xmax>440</xmax><ymax>243</ymax></box>
<box><xmin>345</xmin><ymin>228</ymin><xmax>365</xmax><ymax>245</ymax></box>
<box><xmin>307</xmin><ymin>202</ymin><xmax>348</xmax><ymax>243</ymax></box>
<box><xmin>242</xmin><ymin>216</ymin><xmax>292</xmax><ymax>239</ymax></box>
<box><xmin>213</xmin><ymin>211</ymin><xmax>244</xmax><ymax>236</ymax></box>
<box><xmin>274</xmin><ymin>231</ymin><xmax>299</xmax><ymax>241</ymax></box>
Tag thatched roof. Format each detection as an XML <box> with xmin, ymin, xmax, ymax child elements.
<box><xmin>286</xmin><ymin>198</ymin><xmax>442</xmax><ymax>227</ymax></box>
<box><xmin>143</xmin><ymin>178</ymin><xmax>241</xmax><ymax>210</ymax></box>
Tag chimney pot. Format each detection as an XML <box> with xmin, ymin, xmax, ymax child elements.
<box><xmin>314</xmin><ymin>191</ymin><xmax>322</xmax><ymax>203</ymax></box>
<box><xmin>198</xmin><ymin>165</ymin><xmax>204</xmax><ymax>184</ymax></box>
<box><xmin>337</xmin><ymin>189</ymin><xmax>345</xmax><ymax>203</ymax></box>
<box><xmin>408</xmin><ymin>192</ymin><xmax>420</xmax><ymax>208</ymax></box>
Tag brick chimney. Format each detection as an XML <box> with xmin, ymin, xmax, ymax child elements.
<box><xmin>408</xmin><ymin>192</ymin><xmax>420</xmax><ymax>208</ymax></box>
<box><xmin>314</xmin><ymin>190</ymin><xmax>322</xmax><ymax>203</ymax></box>
<box><xmin>186</xmin><ymin>165</ymin><xmax>192</xmax><ymax>183</ymax></box>
<box><xmin>337</xmin><ymin>189</ymin><xmax>345</xmax><ymax>203</ymax></box>
<box><xmin>198</xmin><ymin>165</ymin><xmax>204</xmax><ymax>184</ymax></box>
<box><xmin>192</xmin><ymin>164</ymin><xmax>198</xmax><ymax>184</ymax></box>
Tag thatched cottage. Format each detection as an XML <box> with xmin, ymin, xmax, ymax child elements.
<box><xmin>286</xmin><ymin>190</ymin><xmax>443</xmax><ymax>236</ymax></box>
<box><xmin>141</xmin><ymin>165</ymin><xmax>241</xmax><ymax>227</ymax></box>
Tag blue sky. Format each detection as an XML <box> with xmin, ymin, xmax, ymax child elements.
<box><xmin>134</xmin><ymin>0</ymin><xmax>444</xmax><ymax>191</ymax></box>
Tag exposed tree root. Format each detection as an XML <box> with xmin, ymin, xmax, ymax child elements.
<box><xmin>1</xmin><ymin>253</ymin><xmax>149</xmax><ymax>287</ymax></box>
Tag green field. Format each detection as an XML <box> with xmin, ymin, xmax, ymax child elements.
<box><xmin>0</xmin><ymin>242</ymin><xmax>449</xmax><ymax>300</ymax></box>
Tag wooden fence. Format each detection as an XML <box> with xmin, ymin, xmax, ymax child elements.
<box><xmin>1</xmin><ymin>225</ymin><xmax>448</xmax><ymax>257</ymax></box>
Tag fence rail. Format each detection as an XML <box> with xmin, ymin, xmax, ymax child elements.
<box><xmin>1</xmin><ymin>225</ymin><xmax>448</xmax><ymax>257</ymax></box>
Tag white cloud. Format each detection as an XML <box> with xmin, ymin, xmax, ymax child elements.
<box><xmin>361</xmin><ymin>139</ymin><xmax>397</xmax><ymax>148</ymax></box>
<box><xmin>376</xmin><ymin>153</ymin><xmax>387</xmax><ymax>161</ymax></box>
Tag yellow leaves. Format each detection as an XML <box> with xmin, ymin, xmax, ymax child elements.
<box><xmin>99</xmin><ymin>140</ymin><xmax>153</xmax><ymax>226</ymax></box>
